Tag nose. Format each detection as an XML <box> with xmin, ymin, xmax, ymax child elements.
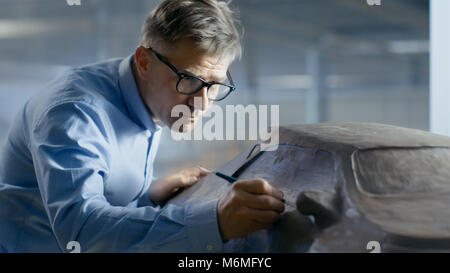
<box><xmin>188</xmin><ymin>86</ymin><xmax>210</xmax><ymax>112</ymax></box>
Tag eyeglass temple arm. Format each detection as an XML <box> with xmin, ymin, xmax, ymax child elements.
<box><xmin>146</xmin><ymin>46</ymin><xmax>180</xmax><ymax>75</ymax></box>
<box><xmin>227</xmin><ymin>70</ymin><xmax>235</xmax><ymax>87</ymax></box>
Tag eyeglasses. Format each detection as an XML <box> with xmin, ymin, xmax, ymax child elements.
<box><xmin>145</xmin><ymin>46</ymin><xmax>236</xmax><ymax>101</ymax></box>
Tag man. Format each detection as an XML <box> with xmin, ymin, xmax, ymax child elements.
<box><xmin>0</xmin><ymin>0</ymin><xmax>284</xmax><ymax>252</ymax></box>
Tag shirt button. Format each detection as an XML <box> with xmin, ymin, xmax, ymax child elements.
<box><xmin>206</xmin><ymin>244</ymin><xmax>213</xmax><ymax>251</ymax></box>
<box><xmin>144</xmin><ymin>130</ymin><xmax>151</xmax><ymax>138</ymax></box>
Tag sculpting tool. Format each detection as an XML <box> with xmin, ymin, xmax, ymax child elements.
<box><xmin>214</xmin><ymin>171</ymin><xmax>285</xmax><ymax>203</ymax></box>
<box><xmin>214</xmin><ymin>171</ymin><xmax>238</xmax><ymax>183</ymax></box>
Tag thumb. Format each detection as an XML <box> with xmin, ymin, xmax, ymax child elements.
<box><xmin>184</xmin><ymin>176</ymin><xmax>198</xmax><ymax>186</ymax></box>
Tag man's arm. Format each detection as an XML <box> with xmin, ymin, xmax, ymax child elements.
<box><xmin>29</xmin><ymin>101</ymin><xmax>223</xmax><ymax>252</ymax></box>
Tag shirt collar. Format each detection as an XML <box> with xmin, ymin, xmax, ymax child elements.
<box><xmin>118</xmin><ymin>54</ymin><xmax>160</xmax><ymax>132</ymax></box>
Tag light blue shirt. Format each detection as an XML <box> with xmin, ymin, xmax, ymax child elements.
<box><xmin>0</xmin><ymin>55</ymin><xmax>224</xmax><ymax>253</ymax></box>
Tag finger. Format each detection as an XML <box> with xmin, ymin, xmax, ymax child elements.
<box><xmin>241</xmin><ymin>206</ymin><xmax>281</xmax><ymax>227</ymax></box>
<box><xmin>197</xmin><ymin>165</ymin><xmax>211</xmax><ymax>176</ymax></box>
<box><xmin>238</xmin><ymin>190</ymin><xmax>285</xmax><ymax>213</ymax></box>
<box><xmin>234</xmin><ymin>178</ymin><xmax>284</xmax><ymax>201</ymax></box>
<box><xmin>184</xmin><ymin>176</ymin><xmax>197</xmax><ymax>185</ymax></box>
<box><xmin>174</xmin><ymin>175</ymin><xmax>197</xmax><ymax>187</ymax></box>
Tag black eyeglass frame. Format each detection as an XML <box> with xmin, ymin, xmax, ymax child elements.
<box><xmin>145</xmin><ymin>46</ymin><xmax>236</xmax><ymax>101</ymax></box>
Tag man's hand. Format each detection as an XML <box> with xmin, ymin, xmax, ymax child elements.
<box><xmin>217</xmin><ymin>178</ymin><xmax>285</xmax><ymax>241</ymax></box>
<box><xmin>149</xmin><ymin>166</ymin><xmax>210</xmax><ymax>205</ymax></box>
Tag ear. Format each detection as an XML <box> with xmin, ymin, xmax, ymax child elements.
<box><xmin>134</xmin><ymin>46</ymin><xmax>152</xmax><ymax>80</ymax></box>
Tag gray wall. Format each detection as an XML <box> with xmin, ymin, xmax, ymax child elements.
<box><xmin>0</xmin><ymin>0</ymin><xmax>430</xmax><ymax>177</ymax></box>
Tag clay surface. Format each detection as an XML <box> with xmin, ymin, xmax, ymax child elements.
<box><xmin>168</xmin><ymin>123</ymin><xmax>450</xmax><ymax>252</ymax></box>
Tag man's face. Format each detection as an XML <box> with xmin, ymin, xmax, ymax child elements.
<box><xmin>133</xmin><ymin>38</ymin><xmax>232</xmax><ymax>132</ymax></box>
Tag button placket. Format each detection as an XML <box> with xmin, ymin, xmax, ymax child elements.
<box><xmin>143</xmin><ymin>131</ymin><xmax>154</xmax><ymax>184</ymax></box>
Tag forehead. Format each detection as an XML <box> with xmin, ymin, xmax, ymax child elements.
<box><xmin>161</xmin><ymin>39</ymin><xmax>232</xmax><ymax>81</ymax></box>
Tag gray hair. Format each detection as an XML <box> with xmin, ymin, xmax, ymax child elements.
<box><xmin>140</xmin><ymin>0</ymin><xmax>242</xmax><ymax>60</ymax></box>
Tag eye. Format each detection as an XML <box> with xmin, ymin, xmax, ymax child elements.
<box><xmin>177</xmin><ymin>76</ymin><xmax>203</xmax><ymax>93</ymax></box>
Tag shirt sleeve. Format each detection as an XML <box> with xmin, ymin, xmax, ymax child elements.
<box><xmin>29</xmin><ymin>101</ymin><xmax>224</xmax><ymax>253</ymax></box>
<box><xmin>137</xmin><ymin>176</ymin><xmax>158</xmax><ymax>208</ymax></box>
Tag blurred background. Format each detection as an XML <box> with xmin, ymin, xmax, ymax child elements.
<box><xmin>0</xmin><ymin>0</ymin><xmax>430</xmax><ymax>178</ymax></box>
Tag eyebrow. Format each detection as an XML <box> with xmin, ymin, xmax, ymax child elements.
<box><xmin>179</xmin><ymin>68</ymin><xmax>200</xmax><ymax>78</ymax></box>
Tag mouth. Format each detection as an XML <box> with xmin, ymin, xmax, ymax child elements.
<box><xmin>177</xmin><ymin>115</ymin><xmax>197</xmax><ymax>126</ymax></box>
<box><xmin>171</xmin><ymin>105</ymin><xmax>202</xmax><ymax>127</ymax></box>
<box><xmin>189</xmin><ymin>111</ymin><xmax>202</xmax><ymax>121</ymax></box>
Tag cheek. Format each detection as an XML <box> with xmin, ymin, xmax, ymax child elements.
<box><xmin>160</xmin><ymin>86</ymin><xmax>185</xmax><ymax>112</ymax></box>
<box><xmin>148</xmin><ymin>77</ymin><xmax>173</xmax><ymax>105</ymax></box>
<box><xmin>157</xmin><ymin>84</ymin><xmax>190</xmax><ymax>124</ymax></box>
<box><xmin>154</xmin><ymin>76</ymin><xmax>178</xmax><ymax>101</ymax></box>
